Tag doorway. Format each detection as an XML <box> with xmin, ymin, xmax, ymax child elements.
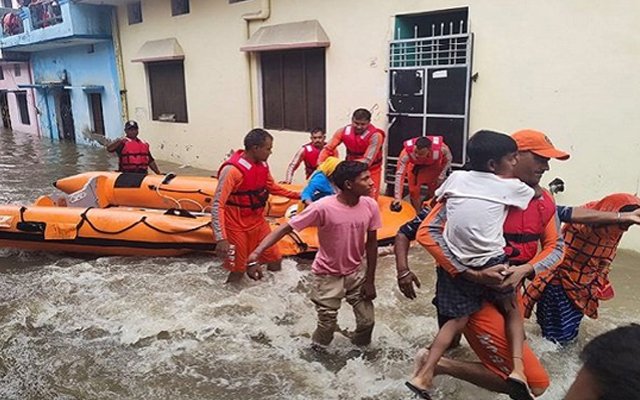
<box><xmin>58</xmin><ymin>90</ymin><xmax>75</xmax><ymax>141</ymax></box>
<box><xmin>386</xmin><ymin>8</ymin><xmax>472</xmax><ymax>186</ymax></box>
<box><xmin>0</xmin><ymin>91</ymin><xmax>11</xmax><ymax>129</ymax></box>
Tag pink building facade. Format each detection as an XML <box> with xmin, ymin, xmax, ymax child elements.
<box><xmin>0</xmin><ymin>60</ymin><xmax>40</xmax><ymax>135</ymax></box>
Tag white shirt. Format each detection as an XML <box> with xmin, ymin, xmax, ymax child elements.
<box><xmin>435</xmin><ymin>170</ymin><xmax>535</xmax><ymax>267</ymax></box>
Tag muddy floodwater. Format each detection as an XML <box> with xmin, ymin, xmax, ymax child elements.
<box><xmin>1</xmin><ymin>129</ymin><xmax>638</xmax><ymax>399</ymax></box>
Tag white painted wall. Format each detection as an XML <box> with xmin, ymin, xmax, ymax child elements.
<box><xmin>115</xmin><ymin>0</ymin><xmax>640</xmax><ymax>250</ymax></box>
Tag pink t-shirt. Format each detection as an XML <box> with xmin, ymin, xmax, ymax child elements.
<box><xmin>289</xmin><ymin>195</ymin><xmax>382</xmax><ymax>276</ymax></box>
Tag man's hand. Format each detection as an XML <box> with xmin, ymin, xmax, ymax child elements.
<box><xmin>464</xmin><ymin>264</ymin><xmax>510</xmax><ymax>287</ymax></box>
<box><xmin>495</xmin><ymin>264</ymin><xmax>534</xmax><ymax>291</ymax></box>
<box><xmin>397</xmin><ymin>270</ymin><xmax>421</xmax><ymax>299</ymax></box>
<box><xmin>246</xmin><ymin>262</ymin><xmax>264</xmax><ymax>281</ymax></box>
<box><xmin>247</xmin><ymin>251</ymin><xmax>259</xmax><ymax>265</ymax></box>
<box><xmin>362</xmin><ymin>281</ymin><xmax>377</xmax><ymax>301</ymax></box>
<box><xmin>215</xmin><ymin>239</ymin><xmax>230</xmax><ymax>259</ymax></box>
<box><xmin>622</xmin><ymin>208</ymin><xmax>640</xmax><ymax>225</ymax></box>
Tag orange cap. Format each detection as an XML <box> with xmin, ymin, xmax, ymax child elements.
<box><xmin>511</xmin><ymin>129</ymin><xmax>570</xmax><ymax>160</ymax></box>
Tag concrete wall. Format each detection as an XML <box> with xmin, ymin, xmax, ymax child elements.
<box><xmin>31</xmin><ymin>40</ymin><xmax>123</xmax><ymax>143</ymax></box>
<box><xmin>115</xmin><ymin>0</ymin><xmax>640</xmax><ymax>250</ymax></box>
<box><xmin>0</xmin><ymin>61</ymin><xmax>39</xmax><ymax>135</ymax></box>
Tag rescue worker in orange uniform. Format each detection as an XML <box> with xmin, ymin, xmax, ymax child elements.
<box><xmin>282</xmin><ymin>128</ymin><xmax>338</xmax><ymax>184</ymax></box>
<box><xmin>211</xmin><ymin>128</ymin><xmax>300</xmax><ymax>283</ymax></box>
<box><xmin>106</xmin><ymin>120</ymin><xmax>161</xmax><ymax>174</ymax></box>
<box><xmin>318</xmin><ymin>108</ymin><xmax>385</xmax><ymax>199</ymax></box>
<box><xmin>391</xmin><ymin>135</ymin><xmax>452</xmax><ymax>212</ymax></box>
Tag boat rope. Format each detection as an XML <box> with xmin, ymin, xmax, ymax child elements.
<box><xmin>73</xmin><ymin>208</ymin><xmax>212</xmax><ymax>236</ymax></box>
<box><xmin>151</xmin><ymin>183</ymin><xmax>209</xmax><ymax>213</ymax></box>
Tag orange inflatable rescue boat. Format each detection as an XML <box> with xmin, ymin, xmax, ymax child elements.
<box><xmin>0</xmin><ymin>175</ymin><xmax>416</xmax><ymax>257</ymax></box>
<box><xmin>54</xmin><ymin>171</ymin><xmax>299</xmax><ymax>218</ymax></box>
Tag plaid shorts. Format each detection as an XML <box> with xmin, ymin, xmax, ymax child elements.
<box><xmin>433</xmin><ymin>255</ymin><xmax>510</xmax><ymax>319</ymax></box>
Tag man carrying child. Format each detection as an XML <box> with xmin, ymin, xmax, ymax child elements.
<box><xmin>406</xmin><ymin>130</ymin><xmax>536</xmax><ymax>399</ymax></box>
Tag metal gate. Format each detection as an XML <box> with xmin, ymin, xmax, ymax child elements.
<box><xmin>386</xmin><ymin>22</ymin><xmax>473</xmax><ymax>185</ymax></box>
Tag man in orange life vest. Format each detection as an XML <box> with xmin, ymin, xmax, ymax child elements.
<box><xmin>403</xmin><ymin>129</ymin><xmax>568</xmax><ymax>398</ymax></box>
<box><xmin>106</xmin><ymin>120</ymin><xmax>161</xmax><ymax>174</ymax></box>
<box><xmin>211</xmin><ymin>128</ymin><xmax>300</xmax><ymax>283</ymax></box>
<box><xmin>318</xmin><ymin>108</ymin><xmax>385</xmax><ymax>198</ymax></box>
<box><xmin>282</xmin><ymin>128</ymin><xmax>337</xmax><ymax>184</ymax></box>
<box><xmin>392</xmin><ymin>135</ymin><xmax>452</xmax><ymax>212</ymax></box>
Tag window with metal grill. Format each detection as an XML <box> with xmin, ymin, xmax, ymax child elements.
<box><xmin>15</xmin><ymin>91</ymin><xmax>30</xmax><ymax>125</ymax></box>
<box><xmin>127</xmin><ymin>1</ymin><xmax>142</xmax><ymax>25</ymax></box>
<box><xmin>261</xmin><ymin>48</ymin><xmax>325</xmax><ymax>132</ymax></box>
<box><xmin>0</xmin><ymin>67</ymin><xmax>4</xmax><ymax>81</ymax></box>
<box><xmin>171</xmin><ymin>0</ymin><xmax>189</xmax><ymax>16</ymax></box>
<box><xmin>147</xmin><ymin>60</ymin><xmax>188</xmax><ymax>123</ymax></box>
<box><xmin>13</xmin><ymin>64</ymin><xmax>20</xmax><ymax>77</ymax></box>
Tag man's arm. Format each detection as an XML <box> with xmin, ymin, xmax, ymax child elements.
<box><xmin>246</xmin><ymin>223</ymin><xmax>294</xmax><ymax>280</ymax></box>
<box><xmin>563</xmin><ymin>206</ymin><xmax>640</xmax><ymax>225</ymax></box>
<box><xmin>393</xmin><ymin>150</ymin><xmax>410</xmax><ymax>201</ymax></box>
<box><xmin>106</xmin><ymin>138</ymin><xmax>124</xmax><ymax>153</ymax></box>
<box><xmin>415</xmin><ymin>203</ymin><xmax>507</xmax><ymax>285</ymax></box>
<box><xmin>363</xmin><ymin>229</ymin><xmax>378</xmax><ymax>300</ymax></box>
<box><xmin>265</xmin><ymin>174</ymin><xmax>301</xmax><ymax>199</ymax></box>
<box><xmin>283</xmin><ymin>147</ymin><xmax>305</xmax><ymax>184</ymax></box>
<box><xmin>438</xmin><ymin>144</ymin><xmax>453</xmax><ymax>184</ymax></box>
<box><xmin>211</xmin><ymin>166</ymin><xmax>242</xmax><ymax>257</ymax></box>
<box><xmin>527</xmin><ymin>210</ymin><xmax>565</xmax><ymax>275</ymax></box>
<box><xmin>318</xmin><ymin>128</ymin><xmax>343</xmax><ymax>163</ymax></box>
<box><xmin>394</xmin><ymin>207</ymin><xmax>431</xmax><ymax>299</ymax></box>
<box><xmin>361</xmin><ymin>131</ymin><xmax>384</xmax><ymax>166</ymax></box>
<box><xmin>148</xmin><ymin>160</ymin><xmax>161</xmax><ymax>174</ymax></box>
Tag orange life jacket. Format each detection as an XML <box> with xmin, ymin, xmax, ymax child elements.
<box><xmin>503</xmin><ymin>190</ymin><xmax>556</xmax><ymax>265</ymax></box>
<box><xmin>119</xmin><ymin>138</ymin><xmax>151</xmax><ymax>173</ymax></box>
<box><xmin>403</xmin><ymin>136</ymin><xmax>445</xmax><ymax>166</ymax></box>
<box><xmin>218</xmin><ymin>150</ymin><xmax>269</xmax><ymax>216</ymax></box>
<box><xmin>341</xmin><ymin>124</ymin><xmax>385</xmax><ymax>167</ymax></box>
<box><xmin>301</xmin><ymin>143</ymin><xmax>322</xmax><ymax>178</ymax></box>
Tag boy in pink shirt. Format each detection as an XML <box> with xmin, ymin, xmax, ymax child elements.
<box><xmin>247</xmin><ymin>161</ymin><xmax>382</xmax><ymax>347</ymax></box>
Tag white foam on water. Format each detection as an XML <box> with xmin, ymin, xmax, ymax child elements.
<box><xmin>1</xmin><ymin>246</ymin><xmax>640</xmax><ymax>399</ymax></box>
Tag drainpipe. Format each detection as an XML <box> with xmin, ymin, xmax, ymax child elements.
<box><xmin>111</xmin><ymin>6</ymin><xmax>128</xmax><ymax>124</ymax></box>
<box><xmin>242</xmin><ymin>0</ymin><xmax>270</xmax><ymax>127</ymax></box>
<box><xmin>26</xmin><ymin>60</ymin><xmax>42</xmax><ymax>137</ymax></box>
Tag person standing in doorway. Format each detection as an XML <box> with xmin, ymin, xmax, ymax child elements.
<box><xmin>318</xmin><ymin>109</ymin><xmax>385</xmax><ymax>199</ymax></box>
<box><xmin>392</xmin><ymin>135</ymin><xmax>452</xmax><ymax>212</ymax></box>
<box><xmin>106</xmin><ymin>120</ymin><xmax>161</xmax><ymax>174</ymax></box>
<box><xmin>211</xmin><ymin>128</ymin><xmax>300</xmax><ymax>283</ymax></box>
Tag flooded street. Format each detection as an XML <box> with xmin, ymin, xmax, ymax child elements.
<box><xmin>0</xmin><ymin>130</ymin><xmax>638</xmax><ymax>399</ymax></box>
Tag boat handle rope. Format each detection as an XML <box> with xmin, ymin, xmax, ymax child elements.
<box><xmin>148</xmin><ymin>185</ymin><xmax>214</xmax><ymax>198</ymax></box>
<box><xmin>151</xmin><ymin>184</ymin><xmax>209</xmax><ymax>213</ymax></box>
<box><xmin>75</xmin><ymin>208</ymin><xmax>212</xmax><ymax>236</ymax></box>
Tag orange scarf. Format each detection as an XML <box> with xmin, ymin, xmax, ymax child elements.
<box><xmin>524</xmin><ymin>193</ymin><xmax>640</xmax><ymax>318</ymax></box>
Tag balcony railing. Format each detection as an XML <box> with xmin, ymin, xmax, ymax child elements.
<box><xmin>1</xmin><ymin>11</ymin><xmax>24</xmax><ymax>36</ymax></box>
<box><xmin>0</xmin><ymin>0</ymin><xmax>112</xmax><ymax>50</ymax></box>
<box><xmin>29</xmin><ymin>0</ymin><xmax>63</xmax><ymax>30</ymax></box>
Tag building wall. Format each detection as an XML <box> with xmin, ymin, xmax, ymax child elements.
<box><xmin>31</xmin><ymin>41</ymin><xmax>123</xmax><ymax>143</ymax></box>
<box><xmin>0</xmin><ymin>61</ymin><xmax>39</xmax><ymax>135</ymax></box>
<box><xmin>115</xmin><ymin>0</ymin><xmax>640</xmax><ymax>250</ymax></box>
